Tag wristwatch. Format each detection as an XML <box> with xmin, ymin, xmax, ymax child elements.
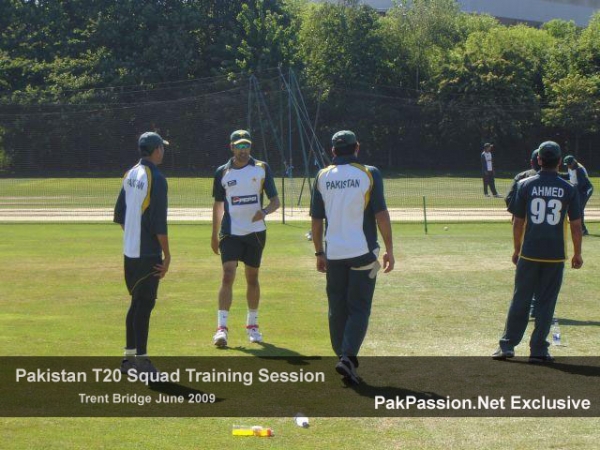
<box><xmin>261</xmin><ymin>208</ymin><xmax>269</xmax><ymax>216</ymax></box>
<box><xmin>315</xmin><ymin>251</ymin><xmax>325</xmax><ymax>257</ymax></box>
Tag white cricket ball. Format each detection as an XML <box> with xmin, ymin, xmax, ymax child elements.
<box><xmin>443</xmin><ymin>226</ymin><xmax>449</xmax><ymax>231</ymax></box>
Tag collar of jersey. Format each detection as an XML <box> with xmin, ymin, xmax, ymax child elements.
<box><xmin>332</xmin><ymin>155</ymin><xmax>359</xmax><ymax>165</ymax></box>
<box><xmin>225</xmin><ymin>157</ymin><xmax>256</xmax><ymax>170</ymax></box>
<box><xmin>140</xmin><ymin>159</ymin><xmax>157</xmax><ymax>169</ymax></box>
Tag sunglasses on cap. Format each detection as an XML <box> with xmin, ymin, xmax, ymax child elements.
<box><xmin>233</xmin><ymin>143</ymin><xmax>251</xmax><ymax>150</ymax></box>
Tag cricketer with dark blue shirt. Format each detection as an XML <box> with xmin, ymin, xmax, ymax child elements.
<box><xmin>509</xmin><ymin>172</ymin><xmax>580</xmax><ymax>262</ymax></box>
<box><xmin>493</xmin><ymin>141</ymin><xmax>583</xmax><ymax>363</ymax></box>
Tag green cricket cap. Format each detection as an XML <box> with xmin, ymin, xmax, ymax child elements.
<box><xmin>332</xmin><ymin>130</ymin><xmax>357</xmax><ymax>148</ymax></box>
<box><xmin>230</xmin><ymin>129</ymin><xmax>252</xmax><ymax>145</ymax></box>
<box><xmin>530</xmin><ymin>149</ymin><xmax>539</xmax><ymax>161</ymax></box>
<box><xmin>563</xmin><ymin>155</ymin><xmax>576</xmax><ymax>165</ymax></box>
<box><xmin>138</xmin><ymin>132</ymin><xmax>169</xmax><ymax>155</ymax></box>
<box><xmin>537</xmin><ymin>141</ymin><xmax>561</xmax><ymax>160</ymax></box>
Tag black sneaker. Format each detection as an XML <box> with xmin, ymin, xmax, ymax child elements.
<box><xmin>492</xmin><ymin>348</ymin><xmax>515</xmax><ymax>360</ymax></box>
<box><xmin>335</xmin><ymin>357</ymin><xmax>360</xmax><ymax>385</ymax></box>
<box><xmin>120</xmin><ymin>357</ymin><xmax>136</xmax><ymax>374</ymax></box>
<box><xmin>135</xmin><ymin>356</ymin><xmax>159</xmax><ymax>373</ymax></box>
<box><xmin>528</xmin><ymin>354</ymin><xmax>555</xmax><ymax>364</ymax></box>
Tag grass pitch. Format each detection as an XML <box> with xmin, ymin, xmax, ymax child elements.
<box><xmin>1</xmin><ymin>222</ymin><xmax>600</xmax><ymax>449</ymax></box>
<box><xmin>3</xmin><ymin>176</ymin><xmax>599</xmax><ymax>210</ymax></box>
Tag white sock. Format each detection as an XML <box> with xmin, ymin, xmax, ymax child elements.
<box><xmin>124</xmin><ymin>348</ymin><xmax>136</xmax><ymax>357</ymax></box>
<box><xmin>218</xmin><ymin>310</ymin><xmax>229</xmax><ymax>329</ymax></box>
<box><xmin>247</xmin><ymin>309</ymin><xmax>258</xmax><ymax>327</ymax></box>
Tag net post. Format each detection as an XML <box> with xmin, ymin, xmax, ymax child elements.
<box><xmin>281</xmin><ymin>176</ymin><xmax>286</xmax><ymax>225</ymax></box>
<box><xmin>422</xmin><ymin>195</ymin><xmax>428</xmax><ymax>234</ymax></box>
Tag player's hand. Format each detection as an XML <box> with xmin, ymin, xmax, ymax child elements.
<box><xmin>252</xmin><ymin>209</ymin><xmax>266</xmax><ymax>223</ymax></box>
<box><xmin>211</xmin><ymin>234</ymin><xmax>220</xmax><ymax>255</ymax></box>
<box><xmin>572</xmin><ymin>254</ymin><xmax>583</xmax><ymax>269</ymax></box>
<box><xmin>154</xmin><ymin>255</ymin><xmax>170</xmax><ymax>279</ymax></box>
<box><xmin>511</xmin><ymin>251</ymin><xmax>519</xmax><ymax>265</ymax></box>
<box><xmin>316</xmin><ymin>255</ymin><xmax>327</xmax><ymax>273</ymax></box>
<box><xmin>383</xmin><ymin>252</ymin><xmax>395</xmax><ymax>273</ymax></box>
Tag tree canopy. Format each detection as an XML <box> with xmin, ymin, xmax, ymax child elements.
<box><xmin>1</xmin><ymin>0</ymin><xmax>599</xmax><ymax>171</ymax></box>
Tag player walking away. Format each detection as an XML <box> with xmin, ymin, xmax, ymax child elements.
<box><xmin>310</xmin><ymin>130</ymin><xmax>395</xmax><ymax>384</ymax></box>
<box><xmin>114</xmin><ymin>132</ymin><xmax>171</xmax><ymax>374</ymax></box>
<box><xmin>481</xmin><ymin>143</ymin><xmax>502</xmax><ymax>197</ymax></box>
<box><xmin>211</xmin><ymin>130</ymin><xmax>280</xmax><ymax>347</ymax></box>
<box><xmin>563</xmin><ymin>155</ymin><xmax>593</xmax><ymax>235</ymax></box>
<box><xmin>493</xmin><ymin>141</ymin><xmax>583</xmax><ymax>363</ymax></box>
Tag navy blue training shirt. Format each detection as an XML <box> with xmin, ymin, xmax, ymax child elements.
<box><xmin>509</xmin><ymin>171</ymin><xmax>581</xmax><ymax>262</ymax></box>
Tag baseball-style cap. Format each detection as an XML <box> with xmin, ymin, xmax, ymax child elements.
<box><xmin>537</xmin><ymin>141</ymin><xmax>561</xmax><ymax>160</ymax></box>
<box><xmin>332</xmin><ymin>130</ymin><xmax>357</xmax><ymax>148</ymax></box>
<box><xmin>138</xmin><ymin>132</ymin><xmax>169</xmax><ymax>155</ymax></box>
<box><xmin>230</xmin><ymin>129</ymin><xmax>252</xmax><ymax>145</ymax></box>
<box><xmin>530</xmin><ymin>149</ymin><xmax>539</xmax><ymax>161</ymax></box>
<box><xmin>483</xmin><ymin>142</ymin><xmax>493</xmax><ymax>149</ymax></box>
<box><xmin>530</xmin><ymin>149</ymin><xmax>541</xmax><ymax>170</ymax></box>
<box><xmin>563</xmin><ymin>155</ymin><xmax>576</xmax><ymax>165</ymax></box>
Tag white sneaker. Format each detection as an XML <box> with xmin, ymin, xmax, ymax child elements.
<box><xmin>246</xmin><ymin>325</ymin><xmax>263</xmax><ymax>343</ymax></box>
<box><xmin>213</xmin><ymin>327</ymin><xmax>228</xmax><ymax>347</ymax></box>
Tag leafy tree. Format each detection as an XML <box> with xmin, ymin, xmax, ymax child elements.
<box><xmin>425</xmin><ymin>25</ymin><xmax>554</xmax><ymax>161</ymax></box>
<box><xmin>223</xmin><ymin>0</ymin><xmax>300</xmax><ymax>76</ymax></box>
<box><xmin>298</xmin><ymin>2</ymin><xmax>386</xmax><ymax>95</ymax></box>
<box><xmin>577</xmin><ymin>11</ymin><xmax>600</xmax><ymax>76</ymax></box>
<box><xmin>543</xmin><ymin>74</ymin><xmax>600</xmax><ymax>154</ymax></box>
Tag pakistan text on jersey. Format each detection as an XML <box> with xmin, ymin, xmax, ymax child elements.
<box><xmin>531</xmin><ymin>186</ymin><xmax>565</xmax><ymax>197</ymax></box>
<box><xmin>325</xmin><ymin>179</ymin><xmax>361</xmax><ymax>190</ymax></box>
<box><xmin>232</xmin><ymin>195</ymin><xmax>258</xmax><ymax>205</ymax></box>
<box><xmin>127</xmin><ymin>179</ymin><xmax>145</xmax><ymax>190</ymax></box>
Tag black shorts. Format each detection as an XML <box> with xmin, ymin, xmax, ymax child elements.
<box><xmin>219</xmin><ymin>231</ymin><xmax>266</xmax><ymax>268</ymax></box>
<box><xmin>124</xmin><ymin>255</ymin><xmax>161</xmax><ymax>299</ymax></box>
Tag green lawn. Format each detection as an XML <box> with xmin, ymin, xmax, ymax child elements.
<box><xmin>2</xmin><ymin>176</ymin><xmax>599</xmax><ymax>209</ymax></box>
<box><xmin>1</xmin><ymin>223</ymin><xmax>599</xmax><ymax>449</ymax></box>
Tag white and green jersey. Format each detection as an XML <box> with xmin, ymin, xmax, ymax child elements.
<box><xmin>212</xmin><ymin>157</ymin><xmax>278</xmax><ymax>236</ymax></box>
<box><xmin>114</xmin><ymin>160</ymin><xmax>168</xmax><ymax>258</ymax></box>
<box><xmin>310</xmin><ymin>155</ymin><xmax>387</xmax><ymax>260</ymax></box>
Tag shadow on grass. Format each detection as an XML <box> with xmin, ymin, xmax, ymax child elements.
<box><xmin>230</xmin><ymin>342</ymin><xmax>318</xmax><ymax>365</ymax></box>
<box><xmin>556</xmin><ymin>318</ymin><xmax>600</xmax><ymax>327</ymax></box>
<box><xmin>501</xmin><ymin>358</ymin><xmax>600</xmax><ymax>377</ymax></box>
<box><xmin>343</xmin><ymin>377</ymin><xmax>444</xmax><ymax>404</ymax></box>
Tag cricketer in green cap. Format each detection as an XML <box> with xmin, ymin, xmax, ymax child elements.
<box><xmin>332</xmin><ymin>130</ymin><xmax>357</xmax><ymax>149</ymax></box>
<box><xmin>537</xmin><ymin>141</ymin><xmax>561</xmax><ymax>161</ymax></box>
<box><xmin>138</xmin><ymin>132</ymin><xmax>169</xmax><ymax>156</ymax></box>
<box><xmin>230</xmin><ymin>129</ymin><xmax>252</xmax><ymax>146</ymax></box>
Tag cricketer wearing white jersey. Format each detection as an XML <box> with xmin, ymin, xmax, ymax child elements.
<box><xmin>114</xmin><ymin>131</ymin><xmax>170</xmax><ymax>374</ymax></box>
<box><xmin>563</xmin><ymin>155</ymin><xmax>593</xmax><ymax>235</ymax></box>
<box><xmin>213</xmin><ymin>157</ymin><xmax>278</xmax><ymax>237</ymax></box>
<box><xmin>210</xmin><ymin>130</ymin><xmax>280</xmax><ymax>348</ymax></box>
<box><xmin>310</xmin><ymin>130</ymin><xmax>395</xmax><ymax>384</ymax></box>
